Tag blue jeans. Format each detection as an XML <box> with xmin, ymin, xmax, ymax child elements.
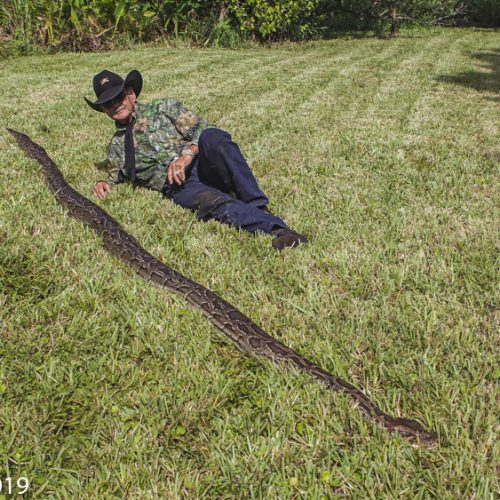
<box><xmin>162</xmin><ymin>128</ymin><xmax>288</xmax><ymax>234</ymax></box>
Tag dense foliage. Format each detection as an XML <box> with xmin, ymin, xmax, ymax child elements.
<box><xmin>319</xmin><ymin>0</ymin><xmax>499</xmax><ymax>30</ymax></box>
<box><xmin>0</xmin><ymin>0</ymin><xmax>498</xmax><ymax>53</ymax></box>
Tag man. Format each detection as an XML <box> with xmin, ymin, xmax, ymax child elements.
<box><xmin>85</xmin><ymin>69</ymin><xmax>308</xmax><ymax>250</ymax></box>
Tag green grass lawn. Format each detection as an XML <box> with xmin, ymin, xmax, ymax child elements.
<box><xmin>1</xmin><ymin>28</ymin><xmax>498</xmax><ymax>497</ymax></box>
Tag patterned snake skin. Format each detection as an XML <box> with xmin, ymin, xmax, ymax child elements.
<box><xmin>8</xmin><ymin>128</ymin><xmax>437</xmax><ymax>446</ymax></box>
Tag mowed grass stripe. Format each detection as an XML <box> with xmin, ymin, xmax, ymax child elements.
<box><xmin>224</xmin><ymin>40</ymin><xmax>399</xmax><ymax>128</ymax></box>
<box><xmin>288</xmin><ymin>33</ymin><xmax>465</xmax><ymax>212</ymax></box>
<box><xmin>190</xmin><ymin>49</ymin><xmax>357</xmax><ymax>128</ymax></box>
<box><xmin>235</xmin><ymin>39</ymin><xmax>418</xmax><ymax>228</ymax></box>
<box><xmin>215</xmin><ymin>39</ymin><xmax>407</xmax><ymax>231</ymax></box>
<box><xmin>237</xmin><ymin>39</ymin><xmax>406</xmax><ymax>166</ymax></box>
<box><xmin>349</xmin><ymin>36</ymin><xmax>448</xmax><ymax>136</ymax></box>
<box><xmin>182</xmin><ymin>40</ymin><xmax>394</xmax><ymax>132</ymax></box>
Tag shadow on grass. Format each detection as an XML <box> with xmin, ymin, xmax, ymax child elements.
<box><xmin>318</xmin><ymin>28</ymin><xmax>426</xmax><ymax>41</ymax></box>
<box><xmin>435</xmin><ymin>48</ymin><xmax>500</xmax><ymax>100</ymax></box>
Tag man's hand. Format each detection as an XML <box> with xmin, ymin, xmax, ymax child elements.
<box><xmin>93</xmin><ymin>181</ymin><xmax>112</xmax><ymax>200</ymax></box>
<box><xmin>167</xmin><ymin>156</ymin><xmax>193</xmax><ymax>185</ymax></box>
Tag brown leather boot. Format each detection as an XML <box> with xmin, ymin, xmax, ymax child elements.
<box><xmin>271</xmin><ymin>228</ymin><xmax>308</xmax><ymax>250</ymax></box>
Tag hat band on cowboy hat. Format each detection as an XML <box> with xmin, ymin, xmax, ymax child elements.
<box><xmin>84</xmin><ymin>69</ymin><xmax>143</xmax><ymax>112</ymax></box>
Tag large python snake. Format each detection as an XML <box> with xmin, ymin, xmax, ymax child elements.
<box><xmin>8</xmin><ymin>128</ymin><xmax>437</xmax><ymax>446</ymax></box>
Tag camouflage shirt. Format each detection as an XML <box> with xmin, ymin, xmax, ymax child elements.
<box><xmin>104</xmin><ymin>99</ymin><xmax>213</xmax><ymax>192</ymax></box>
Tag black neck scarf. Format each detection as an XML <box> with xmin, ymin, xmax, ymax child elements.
<box><xmin>124</xmin><ymin>120</ymin><xmax>136</xmax><ymax>184</ymax></box>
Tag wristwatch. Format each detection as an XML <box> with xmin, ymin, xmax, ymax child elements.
<box><xmin>181</xmin><ymin>147</ymin><xmax>196</xmax><ymax>157</ymax></box>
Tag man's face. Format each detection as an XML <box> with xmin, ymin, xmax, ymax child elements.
<box><xmin>102</xmin><ymin>88</ymin><xmax>136</xmax><ymax>123</ymax></box>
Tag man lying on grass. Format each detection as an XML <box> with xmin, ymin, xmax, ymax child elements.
<box><xmin>85</xmin><ymin>69</ymin><xmax>307</xmax><ymax>250</ymax></box>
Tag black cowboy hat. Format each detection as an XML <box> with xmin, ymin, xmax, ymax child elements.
<box><xmin>84</xmin><ymin>69</ymin><xmax>143</xmax><ymax>112</ymax></box>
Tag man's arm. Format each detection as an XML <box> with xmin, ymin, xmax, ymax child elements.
<box><xmin>160</xmin><ymin>99</ymin><xmax>212</xmax><ymax>185</ymax></box>
<box><xmin>105</xmin><ymin>158</ymin><xmax>125</xmax><ymax>186</ymax></box>
<box><xmin>167</xmin><ymin>143</ymin><xmax>199</xmax><ymax>185</ymax></box>
<box><xmin>93</xmin><ymin>157</ymin><xmax>124</xmax><ymax>200</ymax></box>
<box><xmin>161</xmin><ymin>98</ymin><xmax>212</xmax><ymax>144</ymax></box>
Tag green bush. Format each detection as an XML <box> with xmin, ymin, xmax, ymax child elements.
<box><xmin>466</xmin><ymin>0</ymin><xmax>500</xmax><ymax>26</ymax></box>
<box><xmin>228</xmin><ymin>0</ymin><xmax>322</xmax><ymax>40</ymax></box>
<box><xmin>0</xmin><ymin>0</ymin><xmax>498</xmax><ymax>55</ymax></box>
<box><xmin>0</xmin><ymin>0</ymin><xmax>221</xmax><ymax>52</ymax></box>
<box><xmin>316</xmin><ymin>0</ymin><xmax>499</xmax><ymax>32</ymax></box>
<box><xmin>183</xmin><ymin>11</ymin><xmax>245</xmax><ymax>48</ymax></box>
